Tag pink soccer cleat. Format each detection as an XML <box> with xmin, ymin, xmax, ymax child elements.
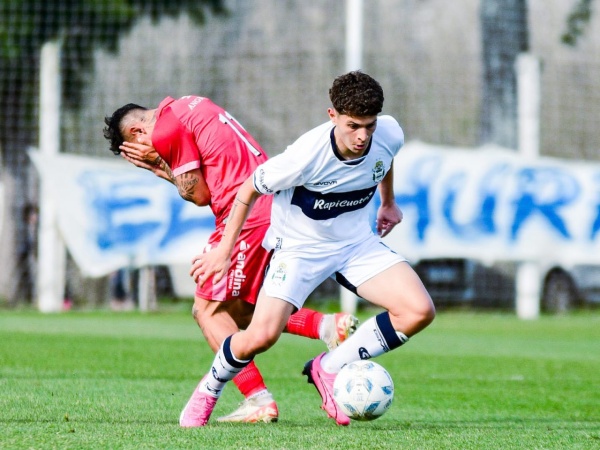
<box><xmin>302</xmin><ymin>352</ymin><xmax>350</xmax><ymax>426</ymax></box>
<box><xmin>179</xmin><ymin>377</ymin><xmax>218</xmax><ymax>427</ymax></box>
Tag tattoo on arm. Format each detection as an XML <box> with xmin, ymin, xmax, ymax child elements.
<box><xmin>176</xmin><ymin>172</ymin><xmax>199</xmax><ymax>201</ymax></box>
<box><xmin>163</xmin><ymin>164</ymin><xmax>175</xmax><ymax>183</ymax></box>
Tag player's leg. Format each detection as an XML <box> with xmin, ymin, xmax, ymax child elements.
<box><xmin>181</xmin><ymin>226</ymin><xmax>278</xmax><ymax>426</ymax></box>
<box><xmin>229</xmin><ymin>248</ymin><xmax>336</xmax><ymax>359</ymax></box>
<box><xmin>205</xmin><ymin>248</ymin><xmax>327</xmax><ymax>389</ymax></box>
<box><xmin>182</xmin><ymin>295</ymin><xmax>278</xmax><ymax>426</ymax></box>
<box><xmin>192</xmin><ymin>297</ymin><xmax>271</xmax><ymax>395</ymax></box>
<box><xmin>248</xmin><ymin>225</ymin><xmax>358</xmax><ymax>349</ymax></box>
<box><xmin>303</xmin><ymin>239</ymin><xmax>434</xmax><ymax>426</ymax></box>
<box><xmin>358</xmin><ymin>261</ymin><xmax>435</xmax><ymax>336</ymax></box>
<box><xmin>230</xmin><ymin>291</ymin><xmax>297</xmax><ymax>359</ymax></box>
<box><xmin>318</xmin><ymin>239</ymin><xmax>435</xmax><ymax>372</ymax></box>
<box><xmin>204</xmin><ymin>290</ymin><xmax>295</xmax><ymax>394</ymax></box>
<box><xmin>286</xmin><ymin>308</ymin><xmax>359</xmax><ymax>351</ymax></box>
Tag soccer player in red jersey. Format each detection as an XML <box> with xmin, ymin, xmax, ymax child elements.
<box><xmin>103</xmin><ymin>96</ymin><xmax>358</xmax><ymax>425</ymax></box>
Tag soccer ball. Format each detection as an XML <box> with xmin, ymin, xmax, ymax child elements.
<box><xmin>333</xmin><ymin>360</ymin><xmax>394</xmax><ymax>421</ymax></box>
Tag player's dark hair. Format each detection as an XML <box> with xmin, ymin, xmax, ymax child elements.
<box><xmin>329</xmin><ymin>71</ymin><xmax>384</xmax><ymax>117</ymax></box>
<box><xmin>103</xmin><ymin>103</ymin><xmax>148</xmax><ymax>155</ymax></box>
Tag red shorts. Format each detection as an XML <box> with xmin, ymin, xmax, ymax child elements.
<box><xmin>195</xmin><ymin>223</ymin><xmax>271</xmax><ymax>305</ymax></box>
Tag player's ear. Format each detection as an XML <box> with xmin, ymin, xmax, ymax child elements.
<box><xmin>328</xmin><ymin>108</ymin><xmax>338</xmax><ymax>122</ymax></box>
<box><xmin>129</xmin><ymin>125</ymin><xmax>145</xmax><ymax>137</ymax></box>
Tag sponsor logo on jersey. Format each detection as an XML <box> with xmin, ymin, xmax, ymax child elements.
<box><xmin>313</xmin><ymin>180</ymin><xmax>338</xmax><ymax>187</ymax></box>
<box><xmin>372</xmin><ymin>159</ymin><xmax>386</xmax><ymax>182</ymax></box>
<box><xmin>291</xmin><ymin>185</ymin><xmax>377</xmax><ymax>220</ymax></box>
<box><xmin>229</xmin><ymin>240</ymin><xmax>249</xmax><ymax>297</ymax></box>
<box><xmin>314</xmin><ymin>194</ymin><xmax>373</xmax><ymax>211</ymax></box>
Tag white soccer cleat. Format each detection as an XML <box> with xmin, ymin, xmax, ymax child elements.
<box><xmin>321</xmin><ymin>313</ymin><xmax>360</xmax><ymax>351</ymax></box>
<box><xmin>216</xmin><ymin>392</ymin><xmax>279</xmax><ymax>423</ymax></box>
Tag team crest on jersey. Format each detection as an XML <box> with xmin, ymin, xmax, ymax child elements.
<box><xmin>270</xmin><ymin>262</ymin><xmax>287</xmax><ymax>286</ymax></box>
<box><xmin>372</xmin><ymin>159</ymin><xmax>385</xmax><ymax>182</ymax></box>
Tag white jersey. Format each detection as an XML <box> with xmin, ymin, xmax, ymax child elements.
<box><xmin>253</xmin><ymin>115</ymin><xmax>404</xmax><ymax>251</ymax></box>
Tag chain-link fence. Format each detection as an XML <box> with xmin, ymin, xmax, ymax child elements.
<box><xmin>1</xmin><ymin>0</ymin><xmax>599</xmax><ymax>307</ymax></box>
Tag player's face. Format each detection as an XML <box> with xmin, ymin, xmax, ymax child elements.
<box><xmin>328</xmin><ymin>109</ymin><xmax>378</xmax><ymax>160</ymax></box>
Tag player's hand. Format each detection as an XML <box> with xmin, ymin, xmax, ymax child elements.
<box><xmin>376</xmin><ymin>203</ymin><xmax>403</xmax><ymax>238</ymax></box>
<box><xmin>120</xmin><ymin>151</ymin><xmax>157</xmax><ymax>171</ymax></box>
<box><xmin>119</xmin><ymin>138</ymin><xmax>160</xmax><ymax>166</ymax></box>
<box><xmin>190</xmin><ymin>247</ymin><xmax>231</xmax><ymax>287</ymax></box>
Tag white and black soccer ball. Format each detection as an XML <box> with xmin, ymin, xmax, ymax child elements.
<box><xmin>333</xmin><ymin>360</ymin><xmax>394</xmax><ymax>421</ymax></box>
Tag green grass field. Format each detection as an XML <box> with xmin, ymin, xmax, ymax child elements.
<box><xmin>1</xmin><ymin>307</ymin><xmax>599</xmax><ymax>449</ymax></box>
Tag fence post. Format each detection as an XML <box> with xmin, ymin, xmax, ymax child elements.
<box><xmin>515</xmin><ymin>52</ymin><xmax>542</xmax><ymax>319</ymax></box>
<box><xmin>339</xmin><ymin>0</ymin><xmax>364</xmax><ymax>314</ymax></box>
<box><xmin>37</xmin><ymin>39</ymin><xmax>66</xmax><ymax>313</ymax></box>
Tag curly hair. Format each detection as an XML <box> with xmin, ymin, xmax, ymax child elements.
<box><xmin>103</xmin><ymin>103</ymin><xmax>148</xmax><ymax>155</ymax></box>
<box><xmin>329</xmin><ymin>71</ymin><xmax>384</xmax><ymax>117</ymax></box>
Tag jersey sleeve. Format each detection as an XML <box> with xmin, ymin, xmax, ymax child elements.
<box><xmin>152</xmin><ymin>108</ymin><xmax>201</xmax><ymax>177</ymax></box>
<box><xmin>170</xmin><ymin>127</ymin><xmax>202</xmax><ymax>177</ymax></box>
<box><xmin>377</xmin><ymin>115</ymin><xmax>405</xmax><ymax>157</ymax></box>
<box><xmin>252</xmin><ymin>137</ymin><xmax>316</xmax><ymax>195</ymax></box>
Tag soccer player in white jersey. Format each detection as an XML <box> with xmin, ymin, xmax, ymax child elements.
<box><xmin>103</xmin><ymin>96</ymin><xmax>358</xmax><ymax>425</ymax></box>
<box><xmin>186</xmin><ymin>71</ymin><xmax>436</xmax><ymax>426</ymax></box>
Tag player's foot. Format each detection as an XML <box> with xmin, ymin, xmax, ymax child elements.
<box><xmin>302</xmin><ymin>352</ymin><xmax>350</xmax><ymax>426</ymax></box>
<box><xmin>216</xmin><ymin>391</ymin><xmax>279</xmax><ymax>423</ymax></box>
<box><xmin>321</xmin><ymin>313</ymin><xmax>359</xmax><ymax>351</ymax></box>
<box><xmin>179</xmin><ymin>377</ymin><xmax>218</xmax><ymax>427</ymax></box>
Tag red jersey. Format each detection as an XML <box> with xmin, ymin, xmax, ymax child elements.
<box><xmin>151</xmin><ymin>96</ymin><xmax>271</xmax><ymax>230</ymax></box>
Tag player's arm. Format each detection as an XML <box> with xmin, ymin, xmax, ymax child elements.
<box><xmin>190</xmin><ymin>176</ymin><xmax>261</xmax><ymax>286</ymax></box>
<box><xmin>173</xmin><ymin>169</ymin><xmax>211</xmax><ymax>206</ymax></box>
<box><xmin>376</xmin><ymin>163</ymin><xmax>403</xmax><ymax>238</ymax></box>
<box><xmin>120</xmin><ymin>139</ymin><xmax>210</xmax><ymax>206</ymax></box>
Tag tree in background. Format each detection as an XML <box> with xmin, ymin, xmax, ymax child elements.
<box><xmin>0</xmin><ymin>0</ymin><xmax>226</xmax><ymax>304</ymax></box>
<box><xmin>562</xmin><ymin>0</ymin><xmax>593</xmax><ymax>46</ymax></box>
<box><xmin>479</xmin><ymin>0</ymin><xmax>596</xmax><ymax>151</ymax></box>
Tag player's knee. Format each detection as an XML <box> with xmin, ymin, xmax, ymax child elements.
<box><xmin>389</xmin><ymin>293</ymin><xmax>436</xmax><ymax>334</ymax></box>
<box><xmin>191</xmin><ymin>297</ymin><xmax>212</xmax><ymax>329</ymax></box>
<box><xmin>419</xmin><ymin>300</ymin><xmax>436</xmax><ymax>328</ymax></box>
<box><xmin>247</xmin><ymin>328</ymin><xmax>280</xmax><ymax>354</ymax></box>
<box><xmin>412</xmin><ymin>292</ymin><xmax>435</xmax><ymax>324</ymax></box>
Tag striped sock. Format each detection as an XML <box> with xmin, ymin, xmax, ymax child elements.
<box><xmin>201</xmin><ymin>335</ymin><xmax>252</xmax><ymax>398</ymax></box>
<box><xmin>321</xmin><ymin>312</ymin><xmax>408</xmax><ymax>373</ymax></box>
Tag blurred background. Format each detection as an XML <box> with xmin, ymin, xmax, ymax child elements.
<box><xmin>1</xmin><ymin>0</ymin><xmax>599</xmax><ymax>315</ymax></box>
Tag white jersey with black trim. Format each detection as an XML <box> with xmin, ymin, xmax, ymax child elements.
<box><xmin>253</xmin><ymin>115</ymin><xmax>404</xmax><ymax>251</ymax></box>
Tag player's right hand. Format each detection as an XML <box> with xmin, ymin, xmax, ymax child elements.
<box><xmin>119</xmin><ymin>138</ymin><xmax>160</xmax><ymax>166</ymax></box>
<box><xmin>190</xmin><ymin>248</ymin><xmax>231</xmax><ymax>287</ymax></box>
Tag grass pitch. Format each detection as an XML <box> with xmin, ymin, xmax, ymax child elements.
<box><xmin>1</xmin><ymin>308</ymin><xmax>599</xmax><ymax>449</ymax></box>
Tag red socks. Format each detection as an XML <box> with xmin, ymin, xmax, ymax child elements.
<box><xmin>285</xmin><ymin>308</ymin><xmax>323</xmax><ymax>339</ymax></box>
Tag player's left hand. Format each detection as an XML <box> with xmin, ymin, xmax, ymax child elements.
<box><xmin>376</xmin><ymin>203</ymin><xmax>403</xmax><ymax>238</ymax></box>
